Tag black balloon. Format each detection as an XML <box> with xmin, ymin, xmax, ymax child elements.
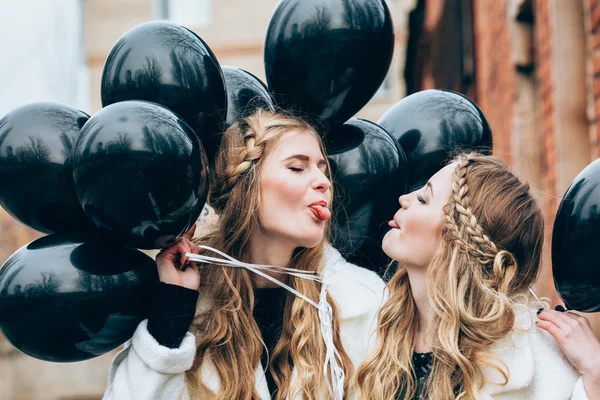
<box><xmin>552</xmin><ymin>158</ymin><xmax>600</xmax><ymax>312</ymax></box>
<box><xmin>0</xmin><ymin>233</ymin><xmax>157</xmax><ymax>362</ymax></box>
<box><xmin>265</xmin><ymin>0</ymin><xmax>394</xmax><ymax>128</ymax></box>
<box><xmin>101</xmin><ymin>21</ymin><xmax>227</xmax><ymax>163</ymax></box>
<box><xmin>71</xmin><ymin>101</ymin><xmax>209</xmax><ymax>249</ymax></box>
<box><xmin>379</xmin><ymin>90</ymin><xmax>492</xmax><ymax>191</ymax></box>
<box><xmin>222</xmin><ymin>66</ymin><xmax>275</xmax><ymax>129</ymax></box>
<box><xmin>326</xmin><ymin>118</ymin><xmax>408</xmax><ymax>276</ymax></box>
<box><xmin>0</xmin><ymin>102</ymin><xmax>96</xmax><ymax>234</ymax></box>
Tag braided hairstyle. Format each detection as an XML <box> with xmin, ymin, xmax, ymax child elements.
<box><xmin>186</xmin><ymin>109</ymin><xmax>353</xmax><ymax>400</ymax></box>
<box><xmin>357</xmin><ymin>153</ymin><xmax>544</xmax><ymax>400</ymax></box>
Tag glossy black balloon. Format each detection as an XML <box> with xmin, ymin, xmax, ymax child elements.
<box><xmin>101</xmin><ymin>21</ymin><xmax>227</xmax><ymax>163</ymax></box>
<box><xmin>552</xmin><ymin>158</ymin><xmax>600</xmax><ymax>312</ymax></box>
<box><xmin>326</xmin><ymin>118</ymin><xmax>408</xmax><ymax>276</ymax></box>
<box><xmin>0</xmin><ymin>233</ymin><xmax>157</xmax><ymax>362</ymax></box>
<box><xmin>379</xmin><ymin>90</ymin><xmax>492</xmax><ymax>191</ymax></box>
<box><xmin>0</xmin><ymin>102</ymin><xmax>96</xmax><ymax>234</ymax></box>
<box><xmin>222</xmin><ymin>66</ymin><xmax>275</xmax><ymax>129</ymax></box>
<box><xmin>71</xmin><ymin>101</ymin><xmax>209</xmax><ymax>249</ymax></box>
<box><xmin>265</xmin><ymin>0</ymin><xmax>394</xmax><ymax>128</ymax></box>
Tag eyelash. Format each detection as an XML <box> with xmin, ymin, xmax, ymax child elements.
<box><xmin>417</xmin><ymin>194</ymin><xmax>426</xmax><ymax>203</ymax></box>
<box><xmin>289</xmin><ymin>167</ymin><xmax>304</xmax><ymax>172</ymax></box>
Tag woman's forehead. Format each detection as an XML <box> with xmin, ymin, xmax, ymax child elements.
<box><xmin>272</xmin><ymin>130</ymin><xmax>323</xmax><ymax>158</ymax></box>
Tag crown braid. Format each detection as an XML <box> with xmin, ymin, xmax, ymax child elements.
<box><xmin>444</xmin><ymin>156</ymin><xmax>499</xmax><ymax>266</ymax></box>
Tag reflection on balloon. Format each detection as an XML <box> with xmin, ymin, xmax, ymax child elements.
<box><xmin>0</xmin><ymin>102</ymin><xmax>96</xmax><ymax>234</ymax></box>
<box><xmin>101</xmin><ymin>21</ymin><xmax>227</xmax><ymax>163</ymax></box>
<box><xmin>72</xmin><ymin>101</ymin><xmax>209</xmax><ymax>249</ymax></box>
<box><xmin>0</xmin><ymin>233</ymin><xmax>157</xmax><ymax>362</ymax></box>
<box><xmin>265</xmin><ymin>0</ymin><xmax>394</xmax><ymax>129</ymax></box>
<box><xmin>326</xmin><ymin>118</ymin><xmax>408</xmax><ymax>276</ymax></box>
<box><xmin>222</xmin><ymin>66</ymin><xmax>275</xmax><ymax>129</ymax></box>
<box><xmin>379</xmin><ymin>89</ymin><xmax>492</xmax><ymax>191</ymax></box>
<box><xmin>552</xmin><ymin>158</ymin><xmax>600</xmax><ymax>312</ymax></box>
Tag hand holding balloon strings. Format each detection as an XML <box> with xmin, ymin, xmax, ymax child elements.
<box><xmin>156</xmin><ymin>224</ymin><xmax>200</xmax><ymax>291</ymax></box>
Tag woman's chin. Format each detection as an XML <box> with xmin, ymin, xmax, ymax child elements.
<box><xmin>299</xmin><ymin>236</ymin><xmax>324</xmax><ymax>249</ymax></box>
<box><xmin>293</xmin><ymin>229</ymin><xmax>326</xmax><ymax>249</ymax></box>
<box><xmin>382</xmin><ymin>231</ymin><xmax>401</xmax><ymax>260</ymax></box>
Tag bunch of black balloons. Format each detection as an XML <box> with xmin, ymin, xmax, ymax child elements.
<box><xmin>0</xmin><ymin>0</ymin><xmax>502</xmax><ymax>363</ymax></box>
<box><xmin>263</xmin><ymin>0</ymin><xmax>493</xmax><ymax>272</ymax></box>
<box><xmin>0</xmin><ymin>22</ymin><xmax>217</xmax><ymax>362</ymax></box>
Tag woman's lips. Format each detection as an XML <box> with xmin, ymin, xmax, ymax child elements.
<box><xmin>309</xmin><ymin>203</ymin><xmax>331</xmax><ymax>221</ymax></box>
<box><xmin>388</xmin><ymin>219</ymin><xmax>400</xmax><ymax>229</ymax></box>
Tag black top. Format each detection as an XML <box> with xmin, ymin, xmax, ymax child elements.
<box><xmin>253</xmin><ymin>287</ymin><xmax>288</xmax><ymax>395</ymax></box>
<box><xmin>412</xmin><ymin>352</ymin><xmax>433</xmax><ymax>399</ymax></box>
<box><xmin>146</xmin><ymin>282</ymin><xmax>287</xmax><ymax>397</ymax></box>
<box><xmin>395</xmin><ymin>352</ymin><xmax>434</xmax><ymax>400</ymax></box>
<box><xmin>146</xmin><ymin>282</ymin><xmax>199</xmax><ymax>349</ymax></box>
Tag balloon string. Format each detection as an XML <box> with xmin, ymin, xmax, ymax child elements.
<box><xmin>184</xmin><ymin>245</ymin><xmax>345</xmax><ymax>400</ymax></box>
<box><xmin>318</xmin><ymin>256</ymin><xmax>345</xmax><ymax>399</ymax></box>
<box><xmin>187</xmin><ymin>251</ymin><xmax>320</xmax><ymax>308</ymax></box>
<box><xmin>529</xmin><ymin>287</ymin><xmax>551</xmax><ymax>309</ymax></box>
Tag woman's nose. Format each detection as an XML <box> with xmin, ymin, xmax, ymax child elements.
<box><xmin>399</xmin><ymin>194</ymin><xmax>409</xmax><ymax>209</ymax></box>
<box><xmin>313</xmin><ymin>171</ymin><xmax>331</xmax><ymax>192</ymax></box>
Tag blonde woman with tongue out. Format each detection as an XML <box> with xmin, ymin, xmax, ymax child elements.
<box><xmin>103</xmin><ymin>109</ymin><xmax>386</xmax><ymax>400</ymax></box>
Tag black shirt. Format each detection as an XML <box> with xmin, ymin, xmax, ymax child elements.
<box><xmin>395</xmin><ymin>352</ymin><xmax>434</xmax><ymax>400</ymax></box>
<box><xmin>146</xmin><ymin>282</ymin><xmax>199</xmax><ymax>349</ymax></box>
<box><xmin>412</xmin><ymin>352</ymin><xmax>433</xmax><ymax>399</ymax></box>
<box><xmin>252</xmin><ymin>287</ymin><xmax>288</xmax><ymax>395</ymax></box>
<box><xmin>146</xmin><ymin>282</ymin><xmax>287</xmax><ymax>397</ymax></box>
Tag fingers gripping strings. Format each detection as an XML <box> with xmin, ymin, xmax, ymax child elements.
<box><xmin>184</xmin><ymin>245</ymin><xmax>346</xmax><ymax>400</ymax></box>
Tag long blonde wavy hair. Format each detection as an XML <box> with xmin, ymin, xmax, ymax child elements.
<box><xmin>356</xmin><ymin>153</ymin><xmax>544</xmax><ymax>400</ymax></box>
<box><xmin>185</xmin><ymin>109</ymin><xmax>353</xmax><ymax>399</ymax></box>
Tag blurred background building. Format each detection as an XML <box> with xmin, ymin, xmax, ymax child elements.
<box><xmin>0</xmin><ymin>0</ymin><xmax>598</xmax><ymax>398</ymax></box>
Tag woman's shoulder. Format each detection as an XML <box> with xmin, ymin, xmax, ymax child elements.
<box><xmin>323</xmin><ymin>244</ymin><xmax>386</xmax><ymax>319</ymax></box>
<box><xmin>324</xmin><ymin>244</ymin><xmax>386</xmax><ymax>291</ymax></box>
<box><xmin>481</xmin><ymin>306</ymin><xmax>584</xmax><ymax>398</ymax></box>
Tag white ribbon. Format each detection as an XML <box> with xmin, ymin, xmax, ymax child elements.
<box><xmin>185</xmin><ymin>245</ymin><xmax>345</xmax><ymax>400</ymax></box>
<box><xmin>529</xmin><ymin>287</ymin><xmax>551</xmax><ymax>309</ymax></box>
<box><xmin>318</xmin><ymin>257</ymin><xmax>345</xmax><ymax>399</ymax></box>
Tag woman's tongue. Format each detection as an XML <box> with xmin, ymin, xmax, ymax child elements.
<box><xmin>309</xmin><ymin>205</ymin><xmax>331</xmax><ymax>221</ymax></box>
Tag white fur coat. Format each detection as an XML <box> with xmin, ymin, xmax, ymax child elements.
<box><xmin>475</xmin><ymin>302</ymin><xmax>589</xmax><ymax>399</ymax></box>
<box><xmin>102</xmin><ymin>244</ymin><xmax>591</xmax><ymax>400</ymax></box>
<box><xmin>103</xmin><ymin>245</ymin><xmax>385</xmax><ymax>400</ymax></box>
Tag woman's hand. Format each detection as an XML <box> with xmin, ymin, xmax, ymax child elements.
<box><xmin>537</xmin><ymin>308</ymin><xmax>600</xmax><ymax>398</ymax></box>
<box><xmin>155</xmin><ymin>224</ymin><xmax>200</xmax><ymax>290</ymax></box>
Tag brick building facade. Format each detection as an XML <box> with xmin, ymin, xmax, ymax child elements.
<box><xmin>406</xmin><ymin>0</ymin><xmax>600</xmax><ymax>334</ymax></box>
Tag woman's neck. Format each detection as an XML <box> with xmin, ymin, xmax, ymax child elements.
<box><xmin>406</xmin><ymin>267</ymin><xmax>434</xmax><ymax>353</ymax></box>
<box><xmin>248</xmin><ymin>233</ymin><xmax>294</xmax><ymax>288</ymax></box>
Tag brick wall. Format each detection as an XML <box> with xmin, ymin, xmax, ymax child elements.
<box><xmin>472</xmin><ymin>0</ymin><xmax>514</xmax><ymax>166</ymax></box>
<box><xmin>586</xmin><ymin>0</ymin><xmax>600</xmax><ymax>156</ymax></box>
<box><xmin>535</xmin><ymin>0</ymin><xmax>559</xmax><ymax>224</ymax></box>
<box><xmin>471</xmin><ymin>0</ymin><xmax>600</xmax><ymax>334</ymax></box>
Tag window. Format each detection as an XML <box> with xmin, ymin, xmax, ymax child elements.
<box><xmin>155</xmin><ymin>0</ymin><xmax>212</xmax><ymax>29</ymax></box>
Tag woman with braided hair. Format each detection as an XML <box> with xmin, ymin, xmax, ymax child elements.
<box><xmin>356</xmin><ymin>153</ymin><xmax>600</xmax><ymax>400</ymax></box>
<box><xmin>103</xmin><ymin>109</ymin><xmax>385</xmax><ymax>400</ymax></box>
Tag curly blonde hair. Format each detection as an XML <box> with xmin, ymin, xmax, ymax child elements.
<box><xmin>356</xmin><ymin>153</ymin><xmax>544</xmax><ymax>400</ymax></box>
<box><xmin>186</xmin><ymin>109</ymin><xmax>353</xmax><ymax>399</ymax></box>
